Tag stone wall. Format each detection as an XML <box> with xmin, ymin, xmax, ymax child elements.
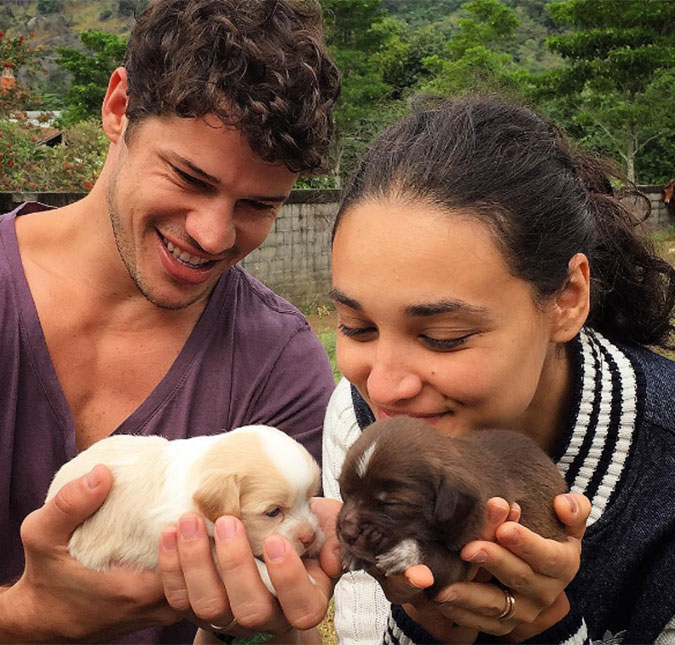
<box><xmin>0</xmin><ymin>189</ymin><xmax>340</xmax><ymax>310</ymax></box>
<box><xmin>620</xmin><ymin>185</ymin><xmax>674</xmax><ymax>231</ymax></box>
<box><xmin>1</xmin><ymin>185</ymin><xmax>671</xmax><ymax>310</ymax></box>
<box><xmin>240</xmin><ymin>190</ymin><xmax>339</xmax><ymax>309</ymax></box>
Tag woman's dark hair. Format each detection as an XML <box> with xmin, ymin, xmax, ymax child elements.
<box><xmin>334</xmin><ymin>96</ymin><xmax>675</xmax><ymax>349</ymax></box>
<box><xmin>123</xmin><ymin>0</ymin><xmax>341</xmax><ymax>173</ymax></box>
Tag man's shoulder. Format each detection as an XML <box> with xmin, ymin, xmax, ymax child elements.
<box><xmin>224</xmin><ymin>264</ymin><xmax>311</xmax><ymax>336</ymax></box>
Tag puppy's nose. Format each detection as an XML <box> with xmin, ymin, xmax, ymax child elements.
<box><xmin>298</xmin><ymin>530</ymin><xmax>316</xmax><ymax>548</ymax></box>
<box><xmin>338</xmin><ymin>510</ymin><xmax>361</xmax><ymax>545</ymax></box>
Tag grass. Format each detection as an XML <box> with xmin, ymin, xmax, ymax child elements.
<box><xmin>317</xmin><ymin>329</ymin><xmax>340</xmax><ymax>383</ymax></box>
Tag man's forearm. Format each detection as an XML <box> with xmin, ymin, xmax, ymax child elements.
<box><xmin>0</xmin><ymin>584</ymin><xmax>32</xmax><ymax>643</ymax></box>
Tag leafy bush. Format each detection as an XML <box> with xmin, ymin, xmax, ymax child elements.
<box><xmin>0</xmin><ymin>117</ymin><xmax>107</xmax><ymax>192</ymax></box>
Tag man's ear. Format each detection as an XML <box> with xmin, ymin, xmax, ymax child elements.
<box><xmin>550</xmin><ymin>253</ymin><xmax>591</xmax><ymax>343</ymax></box>
<box><xmin>101</xmin><ymin>67</ymin><xmax>129</xmax><ymax>145</ymax></box>
<box><xmin>193</xmin><ymin>472</ymin><xmax>241</xmax><ymax>522</ymax></box>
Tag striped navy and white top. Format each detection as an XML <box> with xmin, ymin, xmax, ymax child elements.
<box><xmin>323</xmin><ymin>328</ymin><xmax>675</xmax><ymax>645</ymax></box>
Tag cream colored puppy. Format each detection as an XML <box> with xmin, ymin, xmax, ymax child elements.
<box><xmin>46</xmin><ymin>425</ymin><xmax>323</xmax><ymax>594</ymax></box>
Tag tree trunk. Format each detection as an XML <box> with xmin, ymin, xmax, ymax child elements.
<box><xmin>625</xmin><ymin>128</ymin><xmax>636</xmax><ymax>183</ymax></box>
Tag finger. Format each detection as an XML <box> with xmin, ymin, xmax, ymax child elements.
<box><xmin>403</xmin><ymin>602</ymin><xmax>480</xmax><ymax>644</ymax></box>
<box><xmin>263</xmin><ymin>535</ymin><xmax>329</xmax><ymax>631</ymax></box>
<box><xmin>506</xmin><ymin>592</ymin><xmax>570</xmax><ymax>643</ymax></box>
<box><xmin>479</xmin><ymin>498</ymin><xmax>511</xmax><ymax>541</ymax></box>
<box><xmin>310</xmin><ymin>498</ymin><xmax>343</xmax><ymax>579</ymax></box>
<box><xmin>158</xmin><ymin>524</ymin><xmax>192</xmax><ymax>613</ymax></box>
<box><xmin>493</xmin><ymin>522</ymin><xmax>581</xmax><ymax>581</ymax></box>
<box><xmin>554</xmin><ymin>494</ymin><xmax>591</xmax><ymax>540</ymax></box>
<box><xmin>508</xmin><ymin>503</ymin><xmax>521</xmax><ymax>523</ymax></box>
<box><xmin>310</xmin><ymin>497</ymin><xmax>342</xmax><ymax>541</ymax></box>
<box><xmin>404</xmin><ymin>564</ymin><xmax>434</xmax><ymax>590</ymax></box>
<box><xmin>21</xmin><ymin>465</ymin><xmax>113</xmax><ymax>548</ymax></box>
<box><xmin>461</xmin><ymin>539</ymin><xmax>558</xmax><ymax>604</ymax></box>
<box><xmin>434</xmin><ymin>582</ymin><xmax>539</xmax><ymax>626</ymax></box>
<box><xmin>213</xmin><ymin>516</ymin><xmax>280</xmax><ymax>631</ymax></box>
<box><xmin>175</xmin><ymin>514</ymin><xmax>229</xmax><ymax>623</ymax></box>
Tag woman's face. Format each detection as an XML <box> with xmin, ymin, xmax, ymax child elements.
<box><xmin>331</xmin><ymin>198</ymin><xmax>577</xmax><ymax>446</ymax></box>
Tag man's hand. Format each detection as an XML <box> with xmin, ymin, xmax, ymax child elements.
<box><xmin>0</xmin><ymin>465</ymin><xmax>178</xmax><ymax>643</ymax></box>
<box><xmin>159</xmin><ymin>497</ymin><xmax>343</xmax><ymax>641</ymax></box>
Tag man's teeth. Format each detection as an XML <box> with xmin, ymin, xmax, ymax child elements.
<box><xmin>162</xmin><ymin>237</ymin><xmax>210</xmax><ymax>267</ymax></box>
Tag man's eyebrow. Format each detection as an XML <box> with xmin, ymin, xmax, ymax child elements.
<box><xmin>173</xmin><ymin>154</ymin><xmax>221</xmax><ymax>186</ymax></box>
<box><xmin>405</xmin><ymin>300</ymin><xmax>491</xmax><ymax>317</ymax></box>
<box><xmin>329</xmin><ymin>288</ymin><xmax>362</xmax><ymax>311</ymax></box>
<box><xmin>172</xmin><ymin>154</ymin><xmax>288</xmax><ymax>203</ymax></box>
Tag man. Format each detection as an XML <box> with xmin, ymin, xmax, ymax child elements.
<box><xmin>0</xmin><ymin>0</ymin><xmax>341</xmax><ymax>642</ymax></box>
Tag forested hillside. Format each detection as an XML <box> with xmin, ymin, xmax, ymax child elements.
<box><xmin>1</xmin><ymin>0</ymin><xmax>673</xmax><ymax>191</ymax></box>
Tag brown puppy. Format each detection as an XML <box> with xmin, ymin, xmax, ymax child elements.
<box><xmin>337</xmin><ymin>417</ymin><xmax>568</xmax><ymax>598</ymax></box>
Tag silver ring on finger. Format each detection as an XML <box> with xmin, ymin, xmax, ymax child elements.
<box><xmin>498</xmin><ymin>589</ymin><xmax>517</xmax><ymax>621</ymax></box>
<box><xmin>209</xmin><ymin>617</ymin><xmax>238</xmax><ymax>632</ymax></box>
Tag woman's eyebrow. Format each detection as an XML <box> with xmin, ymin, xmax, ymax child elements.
<box><xmin>404</xmin><ymin>300</ymin><xmax>491</xmax><ymax>317</ymax></box>
<box><xmin>330</xmin><ymin>289</ymin><xmax>491</xmax><ymax>319</ymax></box>
<box><xmin>329</xmin><ymin>288</ymin><xmax>362</xmax><ymax>311</ymax></box>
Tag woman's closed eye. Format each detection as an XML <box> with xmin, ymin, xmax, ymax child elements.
<box><xmin>338</xmin><ymin>323</ymin><xmax>377</xmax><ymax>340</ymax></box>
<box><xmin>419</xmin><ymin>333</ymin><xmax>474</xmax><ymax>351</ymax></box>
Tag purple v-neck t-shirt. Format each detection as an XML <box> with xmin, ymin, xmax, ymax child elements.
<box><xmin>0</xmin><ymin>203</ymin><xmax>335</xmax><ymax>643</ymax></box>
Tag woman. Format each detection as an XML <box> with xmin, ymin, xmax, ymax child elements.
<box><xmin>323</xmin><ymin>96</ymin><xmax>675</xmax><ymax>644</ymax></box>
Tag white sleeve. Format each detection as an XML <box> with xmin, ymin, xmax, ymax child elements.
<box><xmin>322</xmin><ymin>377</ymin><xmax>390</xmax><ymax>645</ymax></box>
<box><xmin>655</xmin><ymin>615</ymin><xmax>675</xmax><ymax>645</ymax></box>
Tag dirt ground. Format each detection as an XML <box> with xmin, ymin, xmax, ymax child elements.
<box><xmin>306</xmin><ymin>309</ymin><xmax>338</xmax><ymax>334</ymax></box>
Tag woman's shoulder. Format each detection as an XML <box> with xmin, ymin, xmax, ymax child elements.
<box><xmin>622</xmin><ymin>343</ymin><xmax>675</xmax><ymax>435</ymax></box>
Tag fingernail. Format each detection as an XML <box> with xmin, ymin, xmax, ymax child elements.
<box><xmin>264</xmin><ymin>536</ymin><xmax>287</xmax><ymax>563</ymax></box>
<box><xmin>467</xmin><ymin>550</ymin><xmax>487</xmax><ymax>564</ymax></box>
<box><xmin>566</xmin><ymin>494</ymin><xmax>578</xmax><ymax>515</ymax></box>
<box><xmin>162</xmin><ymin>529</ymin><xmax>178</xmax><ymax>551</ymax></box>
<box><xmin>500</xmin><ymin>529</ymin><xmax>520</xmax><ymax>546</ymax></box>
<box><xmin>215</xmin><ymin>516</ymin><xmax>237</xmax><ymax>541</ymax></box>
<box><xmin>179</xmin><ymin>516</ymin><xmax>198</xmax><ymax>540</ymax></box>
<box><xmin>85</xmin><ymin>467</ymin><xmax>101</xmax><ymax>489</ymax></box>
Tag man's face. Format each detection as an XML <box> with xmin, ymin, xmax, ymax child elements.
<box><xmin>106</xmin><ymin>114</ymin><xmax>298</xmax><ymax>310</ymax></box>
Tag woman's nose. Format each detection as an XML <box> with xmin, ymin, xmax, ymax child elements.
<box><xmin>366</xmin><ymin>349</ymin><xmax>422</xmax><ymax>406</ymax></box>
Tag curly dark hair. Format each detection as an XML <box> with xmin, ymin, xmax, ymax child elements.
<box><xmin>335</xmin><ymin>96</ymin><xmax>675</xmax><ymax>349</ymax></box>
<box><xmin>123</xmin><ymin>0</ymin><xmax>341</xmax><ymax>172</ymax></box>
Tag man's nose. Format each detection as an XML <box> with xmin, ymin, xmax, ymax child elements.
<box><xmin>184</xmin><ymin>203</ymin><xmax>236</xmax><ymax>256</ymax></box>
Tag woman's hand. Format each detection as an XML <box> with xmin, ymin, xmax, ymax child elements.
<box><xmin>158</xmin><ymin>497</ymin><xmax>342</xmax><ymax>641</ymax></box>
<box><xmin>401</xmin><ymin>493</ymin><xmax>591</xmax><ymax>643</ymax></box>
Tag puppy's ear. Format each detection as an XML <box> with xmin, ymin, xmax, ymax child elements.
<box><xmin>193</xmin><ymin>472</ymin><xmax>241</xmax><ymax>523</ymax></box>
<box><xmin>434</xmin><ymin>476</ymin><xmax>479</xmax><ymax>547</ymax></box>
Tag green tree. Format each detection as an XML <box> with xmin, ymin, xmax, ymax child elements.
<box><xmin>320</xmin><ymin>0</ymin><xmax>396</xmax><ymax>185</ymax></box>
<box><xmin>420</xmin><ymin>0</ymin><xmax>528</xmax><ymax>98</ymax></box>
<box><xmin>540</xmin><ymin>0</ymin><xmax>675</xmax><ymax>183</ymax></box>
<box><xmin>56</xmin><ymin>30</ymin><xmax>127</xmax><ymax>125</ymax></box>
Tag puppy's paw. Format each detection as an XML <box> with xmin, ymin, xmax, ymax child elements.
<box><xmin>375</xmin><ymin>539</ymin><xmax>423</xmax><ymax>576</ymax></box>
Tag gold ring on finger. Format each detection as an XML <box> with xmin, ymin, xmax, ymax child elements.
<box><xmin>497</xmin><ymin>589</ymin><xmax>517</xmax><ymax>621</ymax></box>
<box><xmin>208</xmin><ymin>617</ymin><xmax>238</xmax><ymax>632</ymax></box>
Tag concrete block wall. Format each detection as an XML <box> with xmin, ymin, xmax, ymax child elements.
<box><xmin>239</xmin><ymin>190</ymin><xmax>339</xmax><ymax>310</ymax></box>
<box><xmin>1</xmin><ymin>185</ymin><xmax>672</xmax><ymax>311</ymax></box>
